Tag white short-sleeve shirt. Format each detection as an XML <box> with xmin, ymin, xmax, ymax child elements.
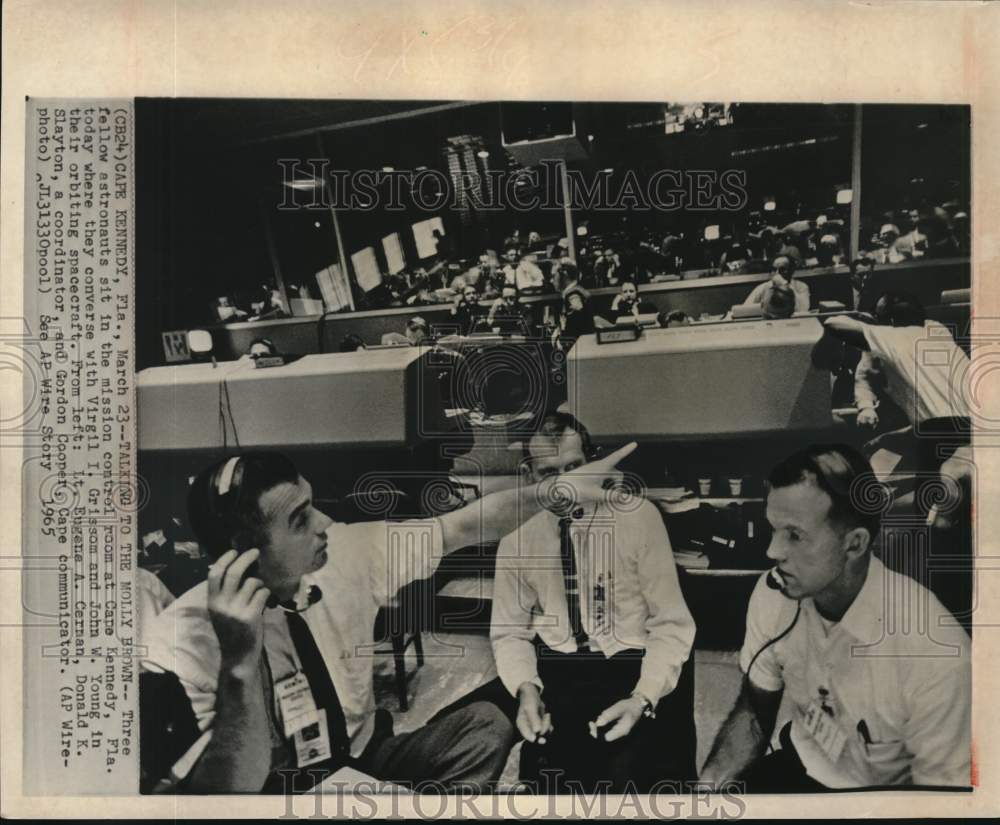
<box><xmin>490</xmin><ymin>501</ymin><xmax>695</xmax><ymax>705</ymax></box>
<box><xmin>739</xmin><ymin>556</ymin><xmax>971</xmax><ymax>788</ymax></box>
<box><xmin>142</xmin><ymin>518</ymin><xmax>444</xmax><ymax>782</ymax></box>
<box><xmin>862</xmin><ymin>321</ymin><xmax>971</xmax><ymax>424</ymax></box>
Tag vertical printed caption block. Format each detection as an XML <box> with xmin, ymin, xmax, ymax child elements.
<box><xmin>21</xmin><ymin>100</ymin><xmax>138</xmax><ymax>794</ymax></box>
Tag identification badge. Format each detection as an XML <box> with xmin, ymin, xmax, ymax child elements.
<box><xmin>801</xmin><ymin>700</ymin><xmax>847</xmax><ymax>763</ymax></box>
<box><xmin>275</xmin><ymin>672</ymin><xmax>317</xmax><ymax>736</ymax></box>
<box><xmin>293</xmin><ymin>709</ymin><xmax>332</xmax><ymax>767</ymax></box>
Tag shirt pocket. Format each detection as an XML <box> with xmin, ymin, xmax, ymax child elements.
<box><xmin>862</xmin><ymin>739</ymin><xmax>909</xmax><ymax>785</ymax></box>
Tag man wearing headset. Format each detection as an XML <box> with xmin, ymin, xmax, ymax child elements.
<box><xmin>742</xmin><ymin>255</ymin><xmax>810</xmax><ymax>314</ymax></box>
<box><xmin>141</xmin><ymin>444</ymin><xmax>635</xmax><ymax>793</ymax></box>
<box><xmin>700</xmin><ymin>444</ymin><xmax>971</xmax><ymax>791</ymax></box>
<box><xmin>489</xmin><ymin>411</ymin><xmax>696</xmax><ymax>792</ymax></box>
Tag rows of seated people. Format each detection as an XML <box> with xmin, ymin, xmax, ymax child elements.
<box><xmin>217</xmin><ymin>194</ymin><xmax>969</xmax><ymax>326</ymax></box>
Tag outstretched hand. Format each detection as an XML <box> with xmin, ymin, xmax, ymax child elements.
<box><xmin>550</xmin><ymin>442</ymin><xmax>638</xmax><ymax>510</ymax></box>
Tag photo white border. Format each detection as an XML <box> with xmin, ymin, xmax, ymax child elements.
<box><xmin>2</xmin><ymin>0</ymin><xmax>998</xmax><ymax>818</ymax></box>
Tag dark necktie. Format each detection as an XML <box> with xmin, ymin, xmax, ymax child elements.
<box><xmin>558</xmin><ymin>517</ymin><xmax>589</xmax><ymax>651</ymax></box>
<box><xmin>285</xmin><ymin>611</ymin><xmax>350</xmax><ymax>760</ymax></box>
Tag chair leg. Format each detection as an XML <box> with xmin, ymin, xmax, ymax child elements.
<box><xmin>413</xmin><ymin>631</ymin><xmax>424</xmax><ymax>668</ymax></box>
<box><xmin>392</xmin><ymin>632</ymin><xmax>408</xmax><ymax>712</ymax></box>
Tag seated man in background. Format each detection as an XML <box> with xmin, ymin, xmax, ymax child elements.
<box><xmin>451</xmin><ymin>285</ymin><xmax>486</xmax><ymax>335</ymax></box>
<box><xmin>815</xmin><ymin>233</ymin><xmax>843</xmax><ymax>268</ymax></box>
<box><xmin>610</xmin><ymin>281</ymin><xmax>642</xmax><ymax>319</ymax></box>
<box><xmin>381</xmin><ymin>316</ymin><xmax>429</xmax><ymax>347</ymax></box>
<box><xmin>893</xmin><ymin>209</ymin><xmax>928</xmax><ymax>260</ymax></box>
<box><xmin>142</xmin><ymin>446</ymin><xmax>636</xmax><ymax>793</ymax></box>
<box><xmin>501</xmin><ymin>246</ymin><xmax>521</xmax><ymax>286</ymax></box>
<box><xmin>594</xmin><ymin>248</ymin><xmax>624</xmax><ymax>287</ymax></box>
<box><xmin>486</xmin><ymin>285</ymin><xmax>534</xmax><ymax>334</ymax></box>
<box><xmin>743</xmin><ymin>256</ymin><xmax>810</xmax><ymax>314</ymax></box>
<box><xmin>514</xmin><ymin>253</ymin><xmax>546</xmax><ymax>293</ymax></box>
<box><xmin>718</xmin><ymin>238</ymin><xmax>752</xmax><ymax>274</ymax></box>
<box><xmin>555</xmin><ymin>286</ymin><xmax>596</xmax><ymax>352</ymax></box>
<box><xmin>868</xmin><ymin>224</ymin><xmax>905</xmax><ymax>265</ymax></box>
<box><xmin>760</xmin><ymin>283</ymin><xmax>797</xmax><ymax>320</ymax></box>
<box><xmin>700</xmin><ymin>444</ymin><xmax>971</xmax><ymax>792</ymax></box>
<box><xmin>338</xmin><ymin>334</ymin><xmax>366</xmax><ymax>353</ymax></box>
<box><xmin>775</xmin><ymin>232</ymin><xmax>805</xmax><ymax>265</ymax></box>
<box><xmin>246</xmin><ymin>337</ymin><xmax>280</xmax><ymax>361</ymax></box>
<box><xmin>551</xmin><ymin>259</ymin><xmax>581</xmax><ymax>295</ymax></box>
<box><xmin>491</xmin><ymin>411</ymin><xmax>697</xmax><ymax>793</ymax></box>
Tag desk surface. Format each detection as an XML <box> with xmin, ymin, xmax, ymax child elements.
<box><xmin>569</xmin><ymin>315</ymin><xmax>825</xmax><ymax>361</ymax></box>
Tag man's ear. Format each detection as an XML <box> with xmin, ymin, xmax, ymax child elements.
<box><xmin>843</xmin><ymin>526</ymin><xmax>871</xmax><ymax>561</ymax></box>
<box><xmin>508</xmin><ymin>441</ymin><xmax>534</xmax><ymax>481</ymax></box>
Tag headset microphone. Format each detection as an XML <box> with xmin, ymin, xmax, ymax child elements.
<box><xmin>766</xmin><ymin>567</ymin><xmax>787</xmax><ymax>591</ymax></box>
<box><xmin>747</xmin><ymin>568</ymin><xmax>801</xmax><ymax>686</ymax></box>
<box><xmin>269</xmin><ymin>585</ymin><xmax>323</xmax><ymax>613</ymax></box>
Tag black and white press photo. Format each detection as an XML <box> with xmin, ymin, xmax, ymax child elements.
<box><xmin>7</xmin><ymin>6</ymin><xmax>997</xmax><ymax>818</ymax></box>
<box><xmin>119</xmin><ymin>99</ymin><xmax>974</xmax><ymax>797</ymax></box>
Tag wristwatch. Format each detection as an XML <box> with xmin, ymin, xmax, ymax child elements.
<box><xmin>630</xmin><ymin>690</ymin><xmax>656</xmax><ymax>719</ymax></box>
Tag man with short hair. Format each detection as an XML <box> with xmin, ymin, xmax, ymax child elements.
<box><xmin>894</xmin><ymin>210</ymin><xmax>928</xmax><ymax>260</ymax></box>
<box><xmin>610</xmin><ymin>281</ymin><xmax>641</xmax><ymax>319</ymax></box>
<box><xmin>501</xmin><ymin>246</ymin><xmax>521</xmax><ymax>287</ymax></box>
<box><xmin>556</xmin><ymin>286</ymin><xmax>595</xmax><ymax>352</ymax></box>
<box><xmin>870</xmin><ymin>224</ymin><xmax>904</xmax><ymax>264</ymax></box>
<box><xmin>487</xmin><ymin>285</ymin><xmax>533</xmax><ymax>334</ymax></box>
<box><xmin>490</xmin><ymin>412</ymin><xmax>696</xmax><ymax>793</ymax></box>
<box><xmin>381</xmin><ymin>316</ymin><xmax>430</xmax><ymax>347</ymax></box>
<box><xmin>594</xmin><ymin>248</ymin><xmax>623</xmax><ymax>287</ymax></box>
<box><xmin>743</xmin><ymin>256</ymin><xmax>810</xmax><ymax>313</ymax></box>
<box><xmin>700</xmin><ymin>444</ymin><xmax>971</xmax><ymax>791</ymax></box>
<box><xmin>760</xmin><ymin>283</ymin><xmax>796</xmax><ymax>320</ymax></box>
<box><xmin>451</xmin><ymin>284</ymin><xmax>486</xmax><ymax>335</ymax></box>
<box><xmin>142</xmin><ymin>445</ymin><xmax>636</xmax><ymax>793</ymax></box>
<box><xmin>552</xmin><ymin>259</ymin><xmax>580</xmax><ymax>295</ymax></box>
<box><xmin>514</xmin><ymin>253</ymin><xmax>546</xmax><ymax>293</ymax></box>
<box><xmin>405</xmin><ymin>316</ymin><xmax>429</xmax><ymax>345</ymax></box>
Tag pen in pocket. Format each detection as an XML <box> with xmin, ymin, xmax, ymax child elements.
<box><xmin>857</xmin><ymin>719</ymin><xmax>873</xmax><ymax>752</ymax></box>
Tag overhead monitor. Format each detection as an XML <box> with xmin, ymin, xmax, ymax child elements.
<box><xmin>412</xmin><ymin>217</ymin><xmax>446</xmax><ymax>259</ymax></box>
<box><xmin>351</xmin><ymin>246</ymin><xmax>383</xmax><ymax>292</ymax></box>
<box><xmin>382</xmin><ymin>232</ymin><xmax>406</xmax><ymax>274</ymax></box>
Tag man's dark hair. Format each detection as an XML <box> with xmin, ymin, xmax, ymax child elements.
<box><xmin>772</xmin><ymin>255</ymin><xmax>797</xmax><ymax>277</ymax></box>
<box><xmin>768</xmin><ymin>444</ymin><xmax>881</xmax><ymax>540</ymax></box>
<box><xmin>522</xmin><ymin>410</ymin><xmax>593</xmax><ymax>466</ymax></box>
<box><xmin>249</xmin><ymin>337</ymin><xmax>278</xmax><ymax>356</ymax></box>
<box><xmin>658</xmin><ymin>309</ymin><xmax>689</xmax><ymax>327</ymax></box>
<box><xmin>560</xmin><ymin>262</ymin><xmax>580</xmax><ymax>281</ymax></box>
<box><xmin>188</xmin><ymin>452</ymin><xmax>300</xmax><ymax>560</ymax></box>
<box><xmin>339</xmin><ymin>333</ymin><xmax>366</xmax><ymax>352</ymax></box>
<box><xmin>762</xmin><ymin>283</ymin><xmax>796</xmax><ymax>320</ymax></box>
<box><xmin>874</xmin><ymin>291</ymin><xmax>926</xmax><ymax>327</ymax></box>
